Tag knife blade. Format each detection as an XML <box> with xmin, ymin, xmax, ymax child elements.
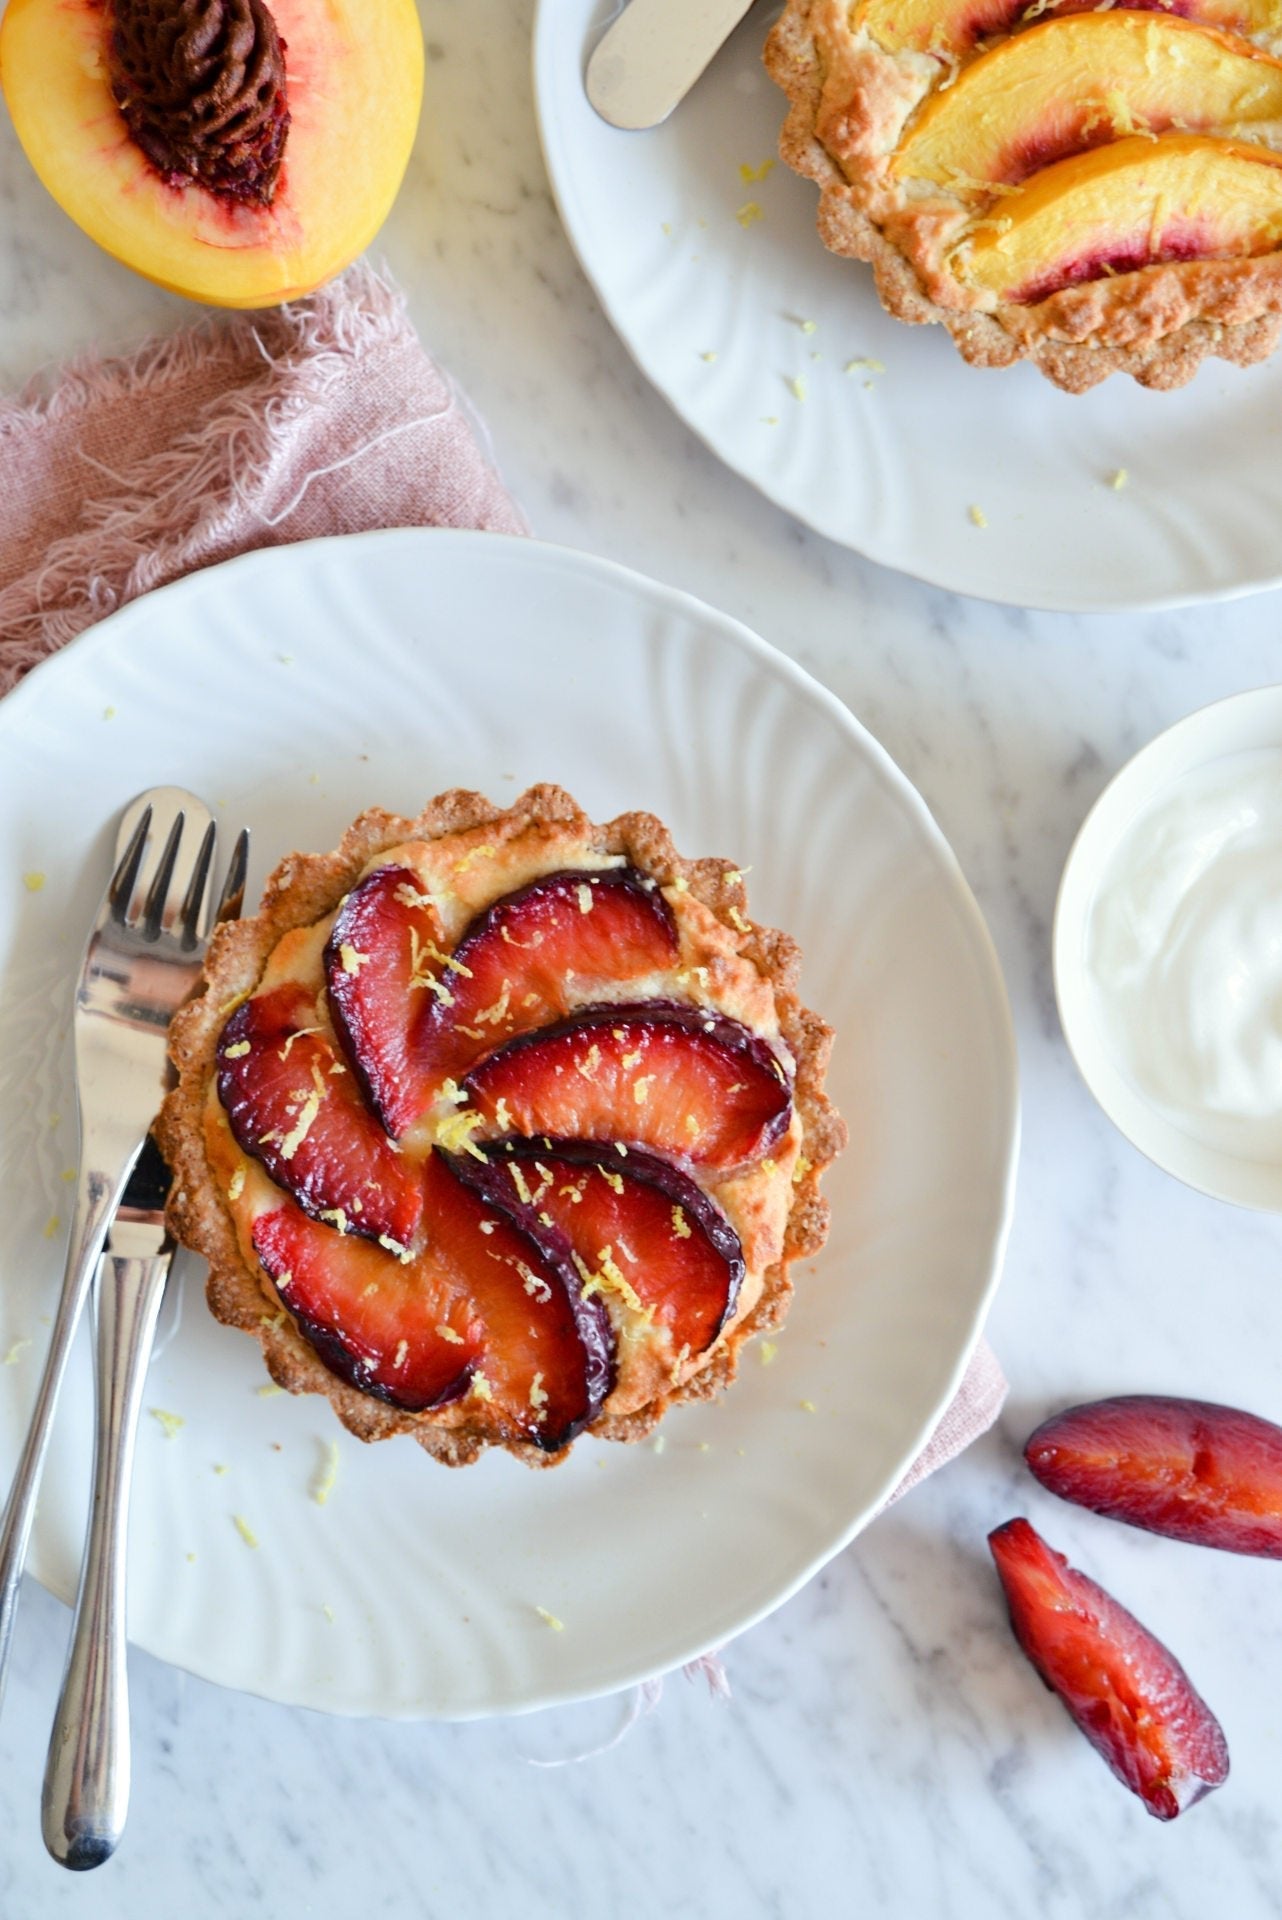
<box><xmin>586</xmin><ymin>0</ymin><xmax>756</xmax><ymax>131</ymax></box>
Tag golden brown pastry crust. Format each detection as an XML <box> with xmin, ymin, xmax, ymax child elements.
<box><xmin>158</xmin><ymin>784</ymin><xmax>846</xmax><ymax>1468</ymax></box>
<box><xmin>765</xmin><ymin>0</ymin><xmax>1282</xmax><ymax>391</ymax></box>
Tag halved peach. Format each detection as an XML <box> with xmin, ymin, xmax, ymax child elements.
<box><xmin>857</xmin><ymin>0</ymin><xmax>1282</xmax><ymax>59</ymax></box>
<box><xmin>954</xmin><ymin>133</ymin><xmax>1282</xmax><ymax>303</ymax></box>
<box><xmin>895</xmin><ymin>16</ymin><xmax>1282</xmax><ymax>189</ymax></box>
<box><xmin>0</xmin><ymin>0</ymin><xmax>423</xmax><ymax>308</ymax></box>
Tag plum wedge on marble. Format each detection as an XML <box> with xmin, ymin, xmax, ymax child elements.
<box><xmin>989</xmin><ymin>1518</ymin><xmax>1229</xmax><ymax>1820</ymax></box>
<box><xmin>253</xmin><ymin>1152</ymin><xmax>613</xmax><ymax>1448</ymax></box>
<box><xmin>451</xmin><ymin>1139</ymin><xmax>745</xmax><ymax>1359</ymax></box>
<box><xmin>463</xmin><ymin>1003</ymin><xmax>792</xmax><ymax>1171</ymax></box>
<box><xmin>326</xmin><ymin>865</ymin><xmax>680</xmax><ymax>1135</ymax></box>
<box><xmin>1025</xmin><ymin>1395</ymin><xmax>1282</xmax><ymax>1557</ymax></box>
<box><xmin>217</xmin><ymin>982</ymin><xmax>422</xmax><ymax>1247</ymax></box>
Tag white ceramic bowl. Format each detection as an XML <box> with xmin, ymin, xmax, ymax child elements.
<box><xmin>1055</xmin><ymin>685</ymin><xmax>1282</xmax><ymax>1211</ymax></box>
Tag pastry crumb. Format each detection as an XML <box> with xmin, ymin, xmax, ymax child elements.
<box><xmin>653</xmin><ymin>1434</ymin><xmax>666</xmax><ymax>1454</ymax></box>
<box><xmin>150</xmin><ymin>1408</ymin><xmax>184</xmax><ymax>1439</ymax></box>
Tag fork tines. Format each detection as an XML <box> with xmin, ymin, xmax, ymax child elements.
<box><xmin>109</xmin><ymin>811</ymin><xmax>250</xmax><ymax>946</ymax></box>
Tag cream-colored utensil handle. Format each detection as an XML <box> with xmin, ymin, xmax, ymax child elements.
<box><xmin>586</xmin><ymin>0</ymin><xmax>756</xmax><ymax>130</ymax></box>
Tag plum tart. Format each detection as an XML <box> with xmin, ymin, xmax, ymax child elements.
<box><xmin>158</xmin><ymin>785</ymin><xmax>845</xmax><ymax>1467</ymax></box>
<box><xmin>766</xmin><ymin>0</ymin><xmax>1282</xmax><ymax>390</ymax></box>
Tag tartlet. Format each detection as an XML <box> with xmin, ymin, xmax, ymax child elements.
<box><xmin>158</xmin><ymin>785</ymin><xmax>845</xmax><ymax>1467</ymax></box>
<box><xmin>766</xmin><ymin>0</ymin><xmax>1282</xmax><ymax>391</ymax></box>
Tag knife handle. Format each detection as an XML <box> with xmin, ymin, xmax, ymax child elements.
<box><xmin>42</xmin><ymin>1250</ymin><xmax>170</xmax><ymax>1871</ymax></box>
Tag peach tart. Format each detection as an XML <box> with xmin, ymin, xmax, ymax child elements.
<box><xmin>0</xmin><ymin>0</ymin><xmax>423</xmax><ymax>308</ymax></box>
<box><xmin>766</xmin><ymin>0</ymin><xmax>1282</xmax><ymax>389</ymax></box>
<box><xmin>157</xmin><ymin>786</ymin><xmax>846</xmax><ymax>1468</ymax></box>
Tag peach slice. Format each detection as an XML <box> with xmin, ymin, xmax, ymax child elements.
<box><xmin>856</xmin><ymin>0</ymin><xmax>1282</xmax><ymax>59</ymax></box>
<box><xmin>894</xmin><ymin>16</ymin><xmax>1282</xmax><ymax>189</ymax></box>
<box><xmin>0</xmin><ymin>0</ymin><xmax>423</xmax><ymax>308</ymax></box>
<box><xmin>954</xmin><ymin>134</ymin><xmax>1282</xmax><ymax>304</ymax></box>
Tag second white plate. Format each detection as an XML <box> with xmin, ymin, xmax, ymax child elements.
<box><xmin>536</xmin><ymin>0</ymin><xmax>1282</xmax><ymax>612</ymax></box>
<box><xmin>0</xmin><ymin>530</ymin><xmax>1017</xmax><ymax>1718</ymax></box>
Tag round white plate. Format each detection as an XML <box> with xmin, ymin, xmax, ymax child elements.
<box><xmin>0</xmin><ymin>530</ymin><xmax>1018</xmax><ymax>1719</ymax></box>
<box><xmin>535</xmin><ymin>2</ymin><xmax>1282</xmax><ymax>613</ymax></box>
<box><xmin>1055</xmin><ymin>684</ymin><xmax>1282</xmax><ymax>1211</ymax></box>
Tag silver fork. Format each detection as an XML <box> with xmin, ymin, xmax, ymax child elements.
<box><xmin>0</xmin><ymin>791</ymin><xmax>246</xmax><ymax>1732</ymax></box>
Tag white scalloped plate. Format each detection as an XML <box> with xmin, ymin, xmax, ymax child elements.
<box><xmin>535</xmin><ymin>1</ymin><xmax>1282</xmax><ymax>612</ymax></box>
<box><xmin>0</xmin><ymin>530</ymin><xmax>1017</xmax><ymax>1719</ymax></box>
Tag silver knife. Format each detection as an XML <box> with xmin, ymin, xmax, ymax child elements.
<box><xmin>586</xmin><ymin>0</ymin><xmax>756</xmax><ymax>130</ymax></box>
<box><xmin>42</xmin><ymin>1136</ymin><xmax>174</xmax><ymax>1871</ymax></box>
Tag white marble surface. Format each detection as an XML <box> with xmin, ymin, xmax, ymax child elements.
<box><xmin>2</xmin><ymin>2</ymin><xmax>1282</xmax><ymax>1914</ymax></box>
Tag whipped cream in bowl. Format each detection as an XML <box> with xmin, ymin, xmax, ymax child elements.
<box><xmin>1055</xmin><ymin>687</ymin><xmax>1282</xmax><ymax>1209</ymax></box>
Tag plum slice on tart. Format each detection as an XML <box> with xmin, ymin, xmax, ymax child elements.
<box><xmin>216</xmin><ymin>980</ymin><xmax>422</xmax><ymax>1248</ymax></box>
<box><xmin>461</xmin><ymin>1003</ymin><xmax>793</xmax><ymax>1174</ymax></box>
<box><xmin>159</xmin><ymin>784</ymin><xmax>843</xmax><ymax>1467</ymax></box>
<box><xmin>449</xmin><ymin>1139</ymin><xmax>746</xmax><ymax>1365</ymax></box>
<box><xmin>252</xmin><ymin>1150</ymin><xmax>613</xmax><ymax>1450</ymax></box>
<box><xmin>325</xmin><ymin>862</ymin><xmax>680</xmax><ymax>1137</ymax></box>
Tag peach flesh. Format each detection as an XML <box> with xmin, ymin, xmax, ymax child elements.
<box><xmin>894</xmin><ymin>15</ymin><xmax>1282</xmax><ymax>189</ymax></box>
<box><xmin>955</xmin><ymin>134</ymin><xmax>1282</xmax><ymax>303</ymax></box>
<box><xmin>856</xmin><ymin>0</ymin><xmax>1282</xmax><ymax>58</ymax></box>
<box><xmin>0</xmin><ymin>0</ymin><xmax>423</xmax><ymax>308</ymax></box>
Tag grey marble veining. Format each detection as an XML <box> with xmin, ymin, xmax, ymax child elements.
<box><xmin>2</xmin><ymin>2</ymin><xmax>1282</xmax><ymax>1915</ymax></box>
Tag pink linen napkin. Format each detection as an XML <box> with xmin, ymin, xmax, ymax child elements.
<box><xmin>0</xmin><ymin>259</ymin><xmax>1006</xmax><ymax>1513</ymax></box>
<box><xmin>0</xmin><ymin>262</ymin><xmax>525</xmax><ymax>687</ymax></box>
